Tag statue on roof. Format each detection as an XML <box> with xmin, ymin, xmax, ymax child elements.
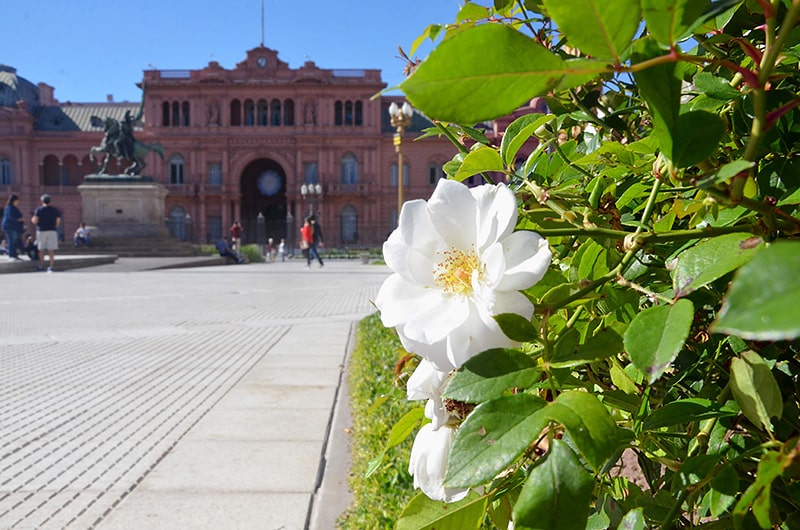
<box><xmin>88</xmin><ymin>84</ymin><xmax>164</xmax><ymax>176</ymax></box>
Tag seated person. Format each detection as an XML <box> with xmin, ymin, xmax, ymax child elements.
<box><xmin>23</xmin><ymin>235</ymin><xmax>39</xmax><ymax>261</ymax></box>
<box><xmin>74</xmin><ymin>223</ymin><xmax>90</xmax><ymax>247</ymax></box>
<box><xmin>216</xmin><ymin>237</ymin><xmax>244</xmax><ymax>264</ymax></box>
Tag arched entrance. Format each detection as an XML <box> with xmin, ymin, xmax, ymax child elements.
<box><xmin>240</xmin><ymin>158</ymin><xmax>287</xmax><ymax>246</ymax></box>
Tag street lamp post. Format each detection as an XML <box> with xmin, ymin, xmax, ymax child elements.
<box><xmin>300</xmin><ymin>183</ymin><xmax>323</xmax><ymax>217</ymax></box>
<box><xmin>388</xmin><ymin>101</ymin><xmax>413</xmax><ymax>224</ymax></box>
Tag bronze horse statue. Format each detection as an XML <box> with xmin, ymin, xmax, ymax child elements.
<box><xmin>89</xmin><ymin>115</ymin><xmax>165</xmax><ymax>175</ymax></box>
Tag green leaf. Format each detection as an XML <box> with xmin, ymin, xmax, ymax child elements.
<box><xmin>625</xmin><ymin>299</ymin><xmax>695</xmax><ymax>384</ymax></box>
<box><xmin>543</xmin><ymin>391</ymin><xmax>619</xmax><ymax>471</ymax></box>
<box><xmin>446</xmin><ymin>394</ymin><xmax>548</xmax><ymax>487</ymax></box>
<box><xmin>387</xmin><ymin>407</ymin><xmax>425</xmax><ymax>448</ymax></box>
<box><xmin>513</xmin><ymin>440</ymin><xmax>594</xmax><ymax>530</ymax></box>
<box><xmin>672</xmin><ymin>233</ymin><xmax>764</xmax><ymax>297</ymax></box>
<box><xmin>454</xmin><ymin>146</ymin><xmax>505</xmax><ymax>181</ymax></box>
<box><xmin>495</xmin><ymin>312</ymin><xmax>538</xmax><ymax>342</ymax></box>
<box><xmin>444</xmin><ymin>348</ymin><xmax>541</xmax><ymax>403</ymax></box>
<box><xmin>551</xmin><ymin>327</ymin><xmax>623</xmax><ymax>368</ymax></box>
<box><xmin>668</xmin><ymin>110</ymin><xmax>726</xmax><ymax>167</ymax></box>
<box><xmin>396</xmin><ymin>491</ymin><xmax>488</xmax><ymax>530</ymax></box>
<box><xmin>618</xmin><ymin>507</ymin><xmax>647</xmax><ymax>530</ymax></box>
<box><xmin>401</xmin><ymin>23</ymin><xmax>564</xmax><ymax>123</ymax></box>
<box><xmin>642</xmin><ymin>0</ymin><xmax>711</xmax><ymax>48</ymax></box>
<box><xmin>730</xmin><ymin>351</ymin><xmax>783</xmax><ymax>432</ymax></box>
<box><xmin>697</xmin><ymin>159</ymin><xmax>756</xmax><ymax>189</ymax></box>
<box><xmin>733</xmin><ymin>451</ymin><xmax>786</xmax><ymax>529</ymax></box>
<box><xmin>643</xmin><ymin>398</ymin><xmax>738</xmax><ymax>430</ymax></box>
<box><xmin>709</xmin><ymin>464</ymin><xmax>739</xmax><ymax>517</ymax></box>
<box><xmin>542</xmin><ymin>0</ymin><xmax>641</xmax><ymax>59</ymax></box>
<box><xmin>500</xmin><ymin>113</ymin><xmax>551</xmax><ymax>166</ymax></box>
<box><xmin>694</xmin><ymin>71</ymin><xmax>744</xmax><ymax>101</ymax></box>
<box><xmin>633</xmin><ymin>39</ymin><xmax>681</xmax><ymax>135</ymax></box>
<box><xmin>712</xmin><ymin>242</ymin><xmax>800</xmax><ymax>340</ymax></box>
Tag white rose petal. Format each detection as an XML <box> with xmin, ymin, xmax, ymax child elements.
<box><xmin>408</xmin><ymin>423</ymin><xmax>468</xmax><ymax>503</ymax></box>
<box><xmin>375</xmin><ymin>179</ymin><xmax>552</xmax><ymax>371</ymax></box>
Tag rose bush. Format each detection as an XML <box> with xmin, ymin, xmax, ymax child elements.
<box><xmin>372</xmin><ymin>1</ymin><xmax>800</xmax><ymax>529</ymax></box>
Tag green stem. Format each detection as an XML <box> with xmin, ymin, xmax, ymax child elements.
<box><xmin>434</xmin><ymin>121</ymin><xmax>496</xmax><ymax>184</ymax></box>
<box><xmin>661</xmin><ymin>490</ymin><xmax>689</xmax><ymax>530</ymax></box>
<box><xmin>553</xmin><ymin>138</ymin><xmax>595</xmax><ymax>180</ymax></box>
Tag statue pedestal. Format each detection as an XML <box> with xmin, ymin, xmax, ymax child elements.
<box><xmin>78</xmin><ymin>175</ymin><xmax>169</xmax><ymax>238</ymax></box>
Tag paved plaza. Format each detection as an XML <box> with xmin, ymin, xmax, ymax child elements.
<box><xmin>0</xmin><ymin>259</ymin><xmax>390</xmax><ymax>529</ymax></box>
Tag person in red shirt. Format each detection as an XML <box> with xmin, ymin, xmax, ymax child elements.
<box><xmin>230</xmin><ymin>221</ymin><xmax>243</xmax><ymax>254</ymax></box>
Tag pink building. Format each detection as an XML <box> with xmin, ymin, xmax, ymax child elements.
<box><xmin>0</xmin><ymin>47</ymin><xmax>535</xmax><ymax>248</ymax></box>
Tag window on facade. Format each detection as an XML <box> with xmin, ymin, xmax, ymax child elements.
<box><xmin>208</xmin><ymin>162</ymin><xmax>222</xmax><ymax>185</ymax></box>
<box><xmin>283</xmin><ymin>99</ymin><xmax>295</xmax><ymax>125</ymax></box>
<box><xmin>0</xmin><ymin>159</ymin><xmax>12</xmax><ymax>185</ymax></box>
<box><xmin>345</xmin><ymin>101</ymin><xmax>353</xmax><ymax>126</ymax></box>
<box><xmin>340</xmin><ymin>205</ymin><xmax>358</xmax><ymax>243</ymax></box>
<box><xmin>304</xmin><ymin>162</ymin><xmax>318</xmax><ymax>184</ymax></box>
<box><xmin>62</xmin><ymin>155</ymin><xmax>80</xmax><ymax>186</ymax></box>
<box><xmin>230</xmin><ymin>99</ymin><xmax>242</xmax><ymax>126</ymax></box>
<box><xmin>390</xmin><ymin>163</ymin><xmax>409</xmax><ymax>187</ymax></box>
<box><xmin>207</xmin><ymin>215</ymin><xmax>222</xmax><ymax>241</ymax></box>
<box><xmin>171</xmin><ymin>101</ymin><xmax>180</xmax><ymax>127</ymax></box>
<box><xmin>182</xmin><ymin>101</ymin><xmax>191</xmax><ymax>126</ymax></box>
<box><xmin>169</xmin><ymin>155</ymin><xmax>185</xmax><ymax>185</ymax></box>
<box><xmin>334</xmin><ymin>101</ymin><xmax>343</xmax><ymax>126</ymax></box>
<box><xmin>257</xmin><ymin>99</ymin><xmax>268</xmax><ymax>126</ymax></box>
<box><xmin>428</xmin><ymin>164</ymin><xmax>445</xmax><ymax>185</ymax></box>
<box><xmin>42</xmin><ymin>155</ymin><xmax>60</xmax><ymax>186</ymax></box>
<box><xmin>244</xmin><ymin>100</ymin><xmax>255</xmax><ymax>126</ymax></box>
<box><xmin>270</xmin><ymin>100</ymin><xmax>281</xmax><ymax>126</ymax></box>
<box><xmin>162</xmin><ymin>102</ymin><xmax>170</xmax><ymax>126</ymax></box>
<box><xmin>355</xmin><ymin>101</ymin><xmax>363</xmax><ymax>125</ymax></box>
<box><xmin>168</xmin><ymin>206</ymin><xmax>187</xmax><ymax>240</ymax></box>
<box><xmin>341</xmin><ymin>153</ymin><xmax>358</xmax><ymax>184</ymax></box>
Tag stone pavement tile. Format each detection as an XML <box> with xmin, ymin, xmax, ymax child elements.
<box><xmin>98</xmin><ymin>492</ymin><xmax>310</xmax><ymax>530</ymax></box>
<box><xmin>213</xmin><ymin>384</ymin><xmax>337</xmax><ymax>410</ymax></box>
<box><xmin>242</xmin><ymin>366</ymin><xmax>343</xmax><ymax>387</ymax></box>
<box><xmin>188</xmin><ymin>407</ymin><xmax>332</xmax><ymax>442</ymax></box>
<box><xmin>138</xmin><ymin>440</ymin><xmax>321</xmax><ymax>493</ymax></box>
<box><xmin>257</xmin><ymin>353</ymin><xmax>345</xmax><ymax>370</ymax></box>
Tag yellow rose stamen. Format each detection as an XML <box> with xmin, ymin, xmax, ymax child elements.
<box><xmin>434</xmin><ymin>246</ymin><xmax>481</xmax><ymax>295</ymax></box>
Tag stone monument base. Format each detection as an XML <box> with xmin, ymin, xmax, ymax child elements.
<box><xmin>78</xmin><ymin>175</ymin><xmax>169</xmax><ymax>238</ymax></box>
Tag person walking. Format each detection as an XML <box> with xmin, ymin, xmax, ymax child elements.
<box><xmin>31</xmin><ymin>194</ymin><xmax>61</xmax><ymax>272</ymax></box>
<box><xmin>301</xmin><ymin>215</ymin><xmax>324</xmax><ymax>269</ymax></box>
<box><xmin>278</xmin><ymin>238</ymin><xmax>286</xmax><ymax>262</ymax></box>
<box><xmin>230</xmin><ymin>221</ymin><xmax>243</xmax><ymax>254</ymax></box>
<box><xmin>2</xmin><ymin>194</ymin><xmax>24</xmax><ymax>261</ymax></box>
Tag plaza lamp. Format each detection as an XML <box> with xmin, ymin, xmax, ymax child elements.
<box><xmin>300</xmin><ymin>182</ymin><xmax>323</xmax><ymax>217</ymax></box>
<box><xmin>388</xmin><ymin>101</ymin><xmax>413</xmax><ymax>222</ymax></box>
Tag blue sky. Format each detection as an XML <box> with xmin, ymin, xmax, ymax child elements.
<box><xmin>5</xmin><ymin>0</ymin><xmax>464</xmax><ymax>103</ymax></box>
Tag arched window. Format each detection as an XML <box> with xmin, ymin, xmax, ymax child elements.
<box><xmin>244</xmin><ymin>99</ymin><xmax>255</xmax><ymax>126</ymax></box>
<box><xmin>181</xmin><ymin>101</ymin><xmax>191</xmax><ymax>126</ymax></box>
<box><xmin>169</xmin><ymin>154</ymin><xmax>185</xmax><ymax>185</ymax></box>
<box><xmin>345</xmin><ymin>101</ymin><xmax>353</xmax><ymax>125</ymax></box>
<box><xmin>168</xmin><ymin>206</ymin><xmax>187</xmax><ymax>240</ymax></box>
<box><xmin>171</xmin><ymin>101</ymin><xmax>180</xmax><ymax>127</ymax></box>
<box><xmin>42</xmin><ymin>155</ymin><xmax>60</xmax><ymax>186</ymax></box>
<box><xmin>390</xmin><ymin>163</ymin><xmax>409</xmax><ymax>187</ymax></box>
<box><xmin>334</xmin><ymin>101</ymin><xmax>343</xmax><ymax>126</ymax></box>
<box><xmin>230</xmin><ymin>99</ymin><xmax>242</xmax><ymax>126</ymax></box>
<box><xmin>62</xmin><ymin>155</ymin><xmax>80</xmax><ymax>186</ymax></box>
<box><xmin>283</xmin><ymin>99</ymin><xmax>295</xmax><ymax>125</ymax></box>
<box><xmin>0</xmin><ymin>158</ymin><xmax>12</xmax><ymax>185</ymax></box>
<box><xmin>341</xmin><ymin>153</ymin><xmax>358</xmax><ymax>184</ymax></box>
<box><xmin>162</xmin><ymin>101</ymin><xmax>170</xmax><ymax>126</ymax></box>
<box><xmin>270</xmin><ymin>99</ymin><xmax>281</xmax><ymax>126</ymax></box>
<box><xmin>428</xmin><ymin>163</ymin><xmax>444</xmax><ymax>185</ymax></box>
<box><xmin>257</xmin><ymin>99</ymin><xmax>268</xmax><ymax>126</ymax></box>
<box><xmin>340</xmin><ymin>205</ymin><xmax>358</xmax><ymax>244</ymax></box>
<box><xmin>355</xmin><ymin>101</ymin><xmax>363</xmax><ymax>125</ymax></box>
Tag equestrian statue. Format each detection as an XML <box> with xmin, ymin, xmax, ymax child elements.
<box><xmin>89</xmin><ymin>85</ymin><xmax>164</xmax><ymax>176</ymax></box>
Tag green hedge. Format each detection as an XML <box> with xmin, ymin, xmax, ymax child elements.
<box><xmin>339</xmin><ymin>313</ymin><xmax>416</xmax><ymax>529</ymax></box>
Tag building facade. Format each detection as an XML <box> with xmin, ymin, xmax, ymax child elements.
<box><xmin>1</xmin><ymin>47</ymin><xmax>537</xmax><ymax>249</ymax></box>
